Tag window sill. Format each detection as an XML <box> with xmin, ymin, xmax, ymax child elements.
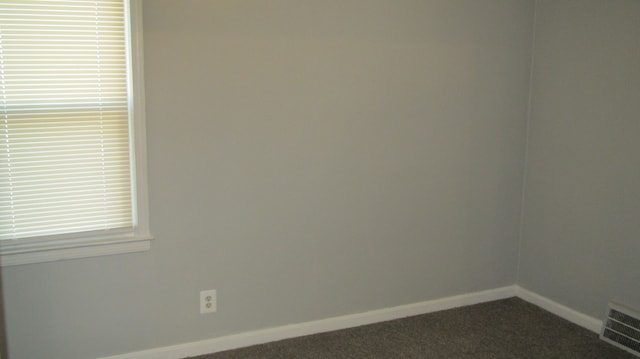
<box><xmin>0</xmin><ymin>234</ymin><xmax>153</xmax><ymax>267</ymax></box>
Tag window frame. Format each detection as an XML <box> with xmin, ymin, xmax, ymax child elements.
<box><xmin>0</xmin><ymin>0</ymin><xmax>152</xmax><ymax>266</ymax></box>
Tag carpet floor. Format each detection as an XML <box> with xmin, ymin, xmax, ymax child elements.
<box><xmin>188</xmin><ymin>297</ymin><xmax>635</xmax><ymax>358</ymax></box>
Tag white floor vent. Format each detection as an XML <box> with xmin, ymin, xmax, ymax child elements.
<box><xmin>600</xmin><ymin>302</ymin><xmax>640</xmax><ymax>357</ymax></box>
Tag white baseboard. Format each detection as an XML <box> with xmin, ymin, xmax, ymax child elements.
<box><xmin>102</xmin><ymin>285</ymin><xmax>604</xmax><ymax>359</ymax></box>
<box><xmin>101</xmin><ymin>285</ymin><xmax>517</xmax><ymax>359</ymax></box>
<box><xmin>515</xmin><ymin>286</ymin><xmax>603</xmax><ymax>333</ymax></box>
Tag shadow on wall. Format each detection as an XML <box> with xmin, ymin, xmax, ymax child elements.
<box><xmin>0</xmin><ymin>269</ymin><xmax>7</xmax><ymax>358</ymax></box>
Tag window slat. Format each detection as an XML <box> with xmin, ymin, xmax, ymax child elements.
<box><xmin>0</xmin><ymin>0</ymin><xmax>134</xmax><ymax>241</ymax></box>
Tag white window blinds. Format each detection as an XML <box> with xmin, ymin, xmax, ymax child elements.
<box><xmin>0</xmin><ymin>0</ymin><xmax>134</xmax><ymax>241</ymax></box>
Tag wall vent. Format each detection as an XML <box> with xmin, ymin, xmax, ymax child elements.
<box><xmin>600</xmin><ymin>302</ymin><xmax>640</xmax><ymax>357</ymax></box>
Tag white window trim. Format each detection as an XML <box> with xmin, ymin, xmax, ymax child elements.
<box><xmin>0</xmin><ymin>0</ymin><xmax>152</xmax><ymax>266</ymax></box>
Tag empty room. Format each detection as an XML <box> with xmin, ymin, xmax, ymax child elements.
<box><xmin>0</xmin><ymin>0</ymin><xmax>638</xmax><ymax>358</ymax></box>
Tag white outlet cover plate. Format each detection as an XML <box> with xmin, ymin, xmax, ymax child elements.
<box><xmin>200</xmin><ymin>289</ymin><xmax>216</xmax><ymax>314</ymax></box>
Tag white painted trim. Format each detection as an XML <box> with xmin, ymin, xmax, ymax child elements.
<box><xmin>101</xmin><ymin>286</ymin><xmax>605</xmax><ymax>359</ymax></box>
<box><xmin>515</xmin><ymin>286</ymin><xmax>602</xmax><ymax>333</ymax></box>
<box><xmin>127</xmin><ymin>0</ymin><xmax>151</xmax><ymax>239</ymax></box>
<box><xmin>101</xmin><ymin>286</ymin><xmax>517</xmax><ymax>359</ymax></box>
<box><xmin>0</xmin><ymin>237</ymin><xmax>151</xmax><ymax>267</ymax></box>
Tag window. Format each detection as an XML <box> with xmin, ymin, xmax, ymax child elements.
<box><xmin>0</xmin><ymin>0</ymin><xmax>151</xmax><ymax>266</ymax></box>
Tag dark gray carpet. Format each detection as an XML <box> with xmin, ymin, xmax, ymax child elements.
<box><xmin>188</xmin><ymin>297</ymin><xmax>635</xmax><ymax>358</ymax></box>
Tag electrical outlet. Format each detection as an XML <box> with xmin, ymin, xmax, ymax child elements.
<box><xmin>200</xmin><ymin>289</ymin><xmax>216</xmax><ymax>314</ymax></box>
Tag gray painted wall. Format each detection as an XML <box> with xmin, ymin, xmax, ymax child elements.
<box><xmin>5</xmin><ymin>1</ymin><xmax>637</xmax><ymax>356</ymax></box>
<box><xmin>6</xmin><ymin>0</ymin><xmax>640</xmax><ymax>358</ymax></box>
<box><xmin>1</xmin><ymin>1</ymin><xmax>533</xmax><ymax>358</ymax></box>
<box><xmin>519</xmin><ymin>0</ymin><xmax>640</xmax><ymax>318</ymax></box>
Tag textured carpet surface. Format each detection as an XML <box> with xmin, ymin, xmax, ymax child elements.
<box><xmin>188</xmin><ymin>298</ymin><xmax>635</xmax><ymax>358</ymax></box>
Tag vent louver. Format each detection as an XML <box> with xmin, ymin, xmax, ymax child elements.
<box><xmin>601</xmin><ymin>302</ymin><xmax>640</xmax><ymax>357</ymax></box>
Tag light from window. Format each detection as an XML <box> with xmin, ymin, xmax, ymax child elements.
<box><xmin>0</xmin><ymin>0</ymin><xmax>150</xmax><ymax>265</ymax></box>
